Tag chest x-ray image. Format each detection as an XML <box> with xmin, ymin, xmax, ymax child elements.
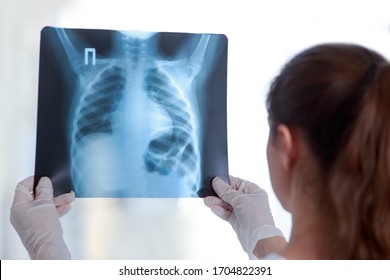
<box><xmin>34</xmin><ymin>27</ymin><xmax>228</xmax><ymax>198</ymax></box>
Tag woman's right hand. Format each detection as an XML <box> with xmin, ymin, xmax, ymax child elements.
<box><xmin>10</xmin><ymin>176</ymin><xmax>75</xmax><ymax>259</ymax></box>
<box><xmin>204</xmin><ymin>175</ymin><xmax>286</xmax><ymax>259</ymax></box>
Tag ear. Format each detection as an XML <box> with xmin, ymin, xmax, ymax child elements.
<box><xmin>276</xmin><ymin>124</ymin><xmax>297</xmax><ymax>171</ymax></box>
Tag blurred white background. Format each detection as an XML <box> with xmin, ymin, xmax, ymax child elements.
<box><xmin>1</xmin><ymin>0</ymin><xmax>389</xmax><ymax>259</ymax></box>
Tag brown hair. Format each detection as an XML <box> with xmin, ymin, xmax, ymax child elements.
<box><xmin>266</xmin><ymin>43</ymin><xmax>390</xmax><ymax>259</ymax></box>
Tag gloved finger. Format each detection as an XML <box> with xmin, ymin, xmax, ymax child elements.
<box><xmin>211</xmin><ymin>177</ymin><xmax>240</xmax><ymax>205</ymax></box>
<box><xmin>12</xmin><ymin>176</ymin><xmax>35</xmax><ymax>206</ymax></box>
<box><xmin>208</xmin><ymin>204</ymin><xmax>233</xmax><ymax>221</ymax></box>
<box><xmin>54</xmin><ymin>191</ymin><xmax>75</xmax><ymax>207</ymax></box>
<box><xmin>34</xmin><ymin>177</ymin><xmax>54</xmax><ymax>202</ymax></box>
<box><xmin>229</xmin><ymin>175</ymin><xmax>260</xmax><ymax>193</ymax></box>
<box><xmin>204</xmin><ymin>196</ymin><xmax>233</xmax><ymax>211</ymax></box>
<box><xmin>56</xmin><ymin>204</ymin><xmax>72</xmax><ymax>217</ymax></box>
<box><xmin>204</xmin><ymin>196</ymin><xmax>233</xmax><ymax>220</ymax></box>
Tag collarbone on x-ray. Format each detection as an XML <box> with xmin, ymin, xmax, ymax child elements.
<box><xmin>36</xmin><ymin>27</ymin><xmax>228</xmax><ymax>198</ymax></box>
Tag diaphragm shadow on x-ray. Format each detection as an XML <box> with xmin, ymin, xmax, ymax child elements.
<box><xmin>34</xmin><ymin>26</ymin><xmax>228</xmax><ymax>198</ymax></box>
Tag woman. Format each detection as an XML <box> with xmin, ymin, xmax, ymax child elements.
<box><xmin>11</xmin><ymin>43</ymin><xmax>390</xmax><ymax>259</ymax></box>
<box><xmin>205</xmin><ymin>43</ymin><xmax>390</xmax><ymax>259</ymax></box>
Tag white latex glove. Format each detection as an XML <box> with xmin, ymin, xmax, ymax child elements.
<box><xmin>10</xmin><ymin>176</ymin><xmax>75</xmax><ymax>259</ymax></box>
<box><xmin>204</xmin><ymin>175</ymin><xmax>284</xmax><ymax>259</ymax></box>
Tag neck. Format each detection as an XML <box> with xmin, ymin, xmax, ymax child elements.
<box><xmin>283</xmin><ymin>227</ymin><xmax>330</xmax><ymax>259</ymax></box>
<box><xmin>282</xmin><ymin>196</ymin><xmax>336</xmax><ymax>259</ymax></box>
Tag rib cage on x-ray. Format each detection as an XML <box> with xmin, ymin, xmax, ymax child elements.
<box><xmin>55</xmin><ymin>29</ymin><xmax>213</xmax><ymax>197</ymax></box>
<box><xmin>75</xmin><ymin>66</ymin><xmax>126</xmax><ymax>143</ymax></box>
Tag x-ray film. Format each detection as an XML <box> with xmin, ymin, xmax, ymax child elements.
<box><xmin>34</xmin><ymin>27</ymin><xmax>228</xmax><ymax>198</ymax></box>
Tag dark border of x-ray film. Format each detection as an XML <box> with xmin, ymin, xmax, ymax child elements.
<box><xmin>34</xmin><ymin>26</ymin><xmax>229</xmax><ymax>198</ymax></box>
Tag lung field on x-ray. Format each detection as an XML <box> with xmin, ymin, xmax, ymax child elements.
<box><xmin>75</xmin><ymin>66</ymin><xmax>126</xmax><ymax>142</ymax></box>
<box><xmin>50</xmin><ymin>28</ymin><xmax>224</xmax><ymax>197</ymax></box>
<box><xmin>143</xmin><ymin>67</ymin><xmax>199</xmax><ymax>193</ymax></box>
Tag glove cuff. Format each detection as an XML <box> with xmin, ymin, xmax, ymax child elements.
<box><xmin>29</xmin><ymin>238</ymin><xmax>71</xmax><ymax>260</ymax></box>
<box><xmin>247</xmin><ymin>225</ymin><xmax>284</xmax><ymax>259</ymax></box>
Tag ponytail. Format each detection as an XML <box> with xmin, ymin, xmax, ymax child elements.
<box><xmin>329</xmin><ymin>63</ymin><xmax>390</xmax><ymax>259</ymax></box>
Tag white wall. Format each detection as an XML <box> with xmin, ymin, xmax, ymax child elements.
<box><xmin>1</xmin><ymin>0</ymin><xmax>389</xmax><ymax>259</ymax></box>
